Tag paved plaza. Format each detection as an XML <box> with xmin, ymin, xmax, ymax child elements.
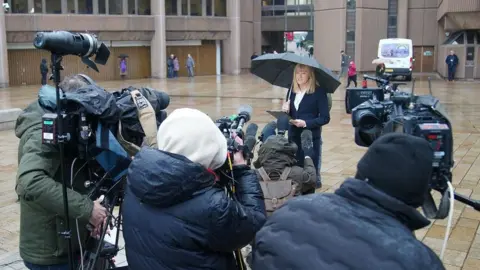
<box><xmin>0</xmin><ymin>74</ymin><xmax>479</xmax><ymax>269</ymax></box>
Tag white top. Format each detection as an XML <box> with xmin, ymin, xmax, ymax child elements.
<box><xmin>294</xmin><ymin>90</ymin><xmax>307</xmax><ymax>111</ymax></box>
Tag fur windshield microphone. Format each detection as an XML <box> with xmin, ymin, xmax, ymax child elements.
<box><xmin>244</xmin><ymin>123</ymin><xmax>258</xmax><ymax>164</ymax></box>
<box><xmin>277</xmin><ymin>114</ymin><xmax>290</xmax><ymax>136</ymax></box>
<box><xmin>260</xmin><ymin>121</ymin><xmax>277</xmax><ymax>143</ymax></box>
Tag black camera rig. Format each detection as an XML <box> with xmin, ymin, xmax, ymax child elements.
<box><xmin>213</xmin><ymin>106</ymin><xmax>258</xmax><ymax>270</ymax></box>
<box><xmin>34</xmin><ymin>31</ymin><xmax>169</xmax><ymax>270</ymax></box>
<box><xmin>345</xmin><ymin>74</ymin><xmax>480</xmax><ymax>219</ymax></box>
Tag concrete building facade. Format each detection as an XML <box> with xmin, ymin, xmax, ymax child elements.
<box><xmin>0</xmin><ymin>0</ymin><xmax>479</xmax><ymax>87</ymax></box>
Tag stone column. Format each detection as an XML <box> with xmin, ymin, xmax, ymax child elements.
<box><xmin>151</xmin><ymin>0</ymin><xmax>166</xmax><ymax>79</ymax></box>
<box><xmin>397</xmin><ymin>0</ymin><xmax>408</xmax><ymax>38</ymax></box>
<box><xmin>253</xmin><ymin>0</ymin><xmax>262</xmax><ymax>59</ymax></box>
<box><xmin>222</xmin><ymin>0</ymin><xmax>241</xmax><ymax>75</ymax></box>
<box><xmin>313</xmin><ymin>0</ymin><xmax>346</xmax><ymax>71</ymax></box>
<box><xmin>0</xmin><ymin>7</ymin><xmax>9</xmax><ymax>88</ymax></box>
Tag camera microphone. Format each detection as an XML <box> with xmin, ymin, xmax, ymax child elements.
<box><xmin>234</xmin><ymin>105</ymin><xmax>253</xmax><ymax>136</ymax></box>
<box><xmin>277</xmin><ymin>114</ymin><xmax>290</xmax><ymax>136</ymax></box>
<box><xmin>244</xmin><ymin>123</ymin><xmax>258</xmax><ymax>164</ymax></box>
<box><xmin>260</xmin><ymin>121</ymin><xmax>277</xmax><ymax>142</ymax></box>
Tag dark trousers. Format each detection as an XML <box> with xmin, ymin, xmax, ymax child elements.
<box><xmin>448</xmin><ymin>66</ymin><xmax>456</xmax><ymax>81</ymax></box>
<box><xmin>347</xmin><ymin>74</ymin><xmax>357</xmax><ymax>87</ymax></box>
<box><xmin>41</xmin><ymin>73</ymin><xmax>47</xmax><ymax>85</ymax></box>
<box><xmin>289</xmin><ymin>134</ymin><xmax>321</xmax><ymax>176</ymax></box>
<box><xmin>24</xmin><ymin>261</ymin><xmax>69</xmax><ymax>270</ymax></box>
<box><xmin>167</xmin><ymin>67</ymin><xmax>173</xmax><ymax>78</ymax></box>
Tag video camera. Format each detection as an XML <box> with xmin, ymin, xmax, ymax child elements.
<box><xmin>345</xmin><ymin>74</ymin><xmax>480</xmax><ymax>219</ymax></box>
<box><xmin>215</xmin><ymin>105</ymin><xmax>258</xmax><ymax>166</ymax></box>
<box><xmin>214</xmin><ymin>105</ymin><xmax>258</xmax><ymax>270</ymax></box>
<box><xmin>34</xmin><ymin>31</ymin><xmax>169</xmax><ymax>270</ymax></box>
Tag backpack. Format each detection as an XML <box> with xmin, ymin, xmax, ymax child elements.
<box><xmin>257</xmin><ymin>167</ymin><xmax>297</xmax><ymax>214</ymax></box>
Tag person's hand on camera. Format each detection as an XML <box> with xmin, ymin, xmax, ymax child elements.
<box><xmin>89</xmin><ymin>196</ymin><xmax>108</xmax><ymax>237</ymax></box>
<box><xmin>282</xmin><ymin>101</ymin><xmax>290</xmax><ymax>113</ymax></box>
<box><xmin>290</xmin><ymin>119</ymin><xmax>306</xmax><ymax>128</ymax></box>
<box><xmin>232</xmin><ymin>135</ymin><xmax>247</xmax><ymax>166</ymax></box>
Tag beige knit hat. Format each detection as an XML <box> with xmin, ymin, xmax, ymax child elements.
<box><xmin>156</xmin><ymin>108</ymin><xmax>228</xmax><ymax>170</ymax></box>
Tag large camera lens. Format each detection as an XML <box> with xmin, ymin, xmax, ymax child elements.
<box><xmin>352</xmin><ymin>110</ymin><xmax>380</xmax><ymax>130</ymax></box>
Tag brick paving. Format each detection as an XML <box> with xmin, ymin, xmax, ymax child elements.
<box><xmin>0</xmin><ymin>75</ymin><xmax>479</xmax><ymax>269</ymax></box>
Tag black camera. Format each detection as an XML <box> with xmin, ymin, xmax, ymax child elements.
<box><xmin>214</xmin><ymin>105</ymin><xmax>258</xmax><ymax>166</ymax></box>
<box><xmin>34</xmin><ymin>31</ymin><xmax>110</xmax><ymax>72</ymax></box>
<box><xmin>34</xmin><ymin>31</ymin><xmax>170</xmax><ymax>270</ymax></box>
<box><xmin>345</xmin><ymin>75</ymin><xmax>480</xmax><ymax>219</ymax></box>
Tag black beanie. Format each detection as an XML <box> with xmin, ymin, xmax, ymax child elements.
<box><xmin>355</xmin><ymin>133</ymin><xmax>434</xmax><ymax>208</ymax></box>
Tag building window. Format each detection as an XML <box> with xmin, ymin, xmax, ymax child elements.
<box><xmin>138</xmin><ymin>0</ymin><xmax>150</xmax><ymax>15</ymax></box>
<box><xmin>443</xmin><ymin>31</ymin><xmax>472</xmax><ymax>45</ymax></box>
<box><xmin>190</xmin><ymin>0</ymin><xmax>201</xmax><ymax>16</ymax></box>
<box><xmin>345</xmin><ymin>0</ymin><xmax>356</xmax><ymax>61</ymax></box>
<box><xmin>206</xmin><ymin>0</ymin><xmax>212</xmax><ymax>16</ymax></box>
<box><xmin>45</xmin><ymin>0</ymin><xmax>62</xmax><ymax>13</ymax></box>
<box><xmin>346</xmin><ymin>0</ymin><xmax>356</xmax><ymax>10</ymax></box>
<box><xmin>78</xmin><ymin>0</ymin><xmax>93</xmax><ymax>14</ymax></box>
<box><xmin>387</xmin><ymin>0</ymin><xmax>398</xmax><ymax>38</ymax></box>
<box><xmin>181</xmin><ymin>0</ymin><xmax>188</xmax><ymax>15</ymax></box>
<box><xmin>346</xmin><ymin>30</ymin><xmax>355</xmax><ymax>42</ymax></box>
<box><xmin>166</xmin><ymin>0</ymin><xmax>178</xmax><ymax>15</ymax></box>
<box><xmin>108</xmin><ymin>0</ymin><xmax>123</xmax><ymax>14</ymax></box>
<box><xmin>67</xmin><ymin>0</ymin><xmax>75</xmax><ymax>13</ymax></box>
<box><xmin>214</xmin><ymin>0</ymin><xmax>226</xmax><ymax>16</ymax></box>
<box><xmin>98</xmin><ymin>0</ymin><xmax>106</xmax><ymax>14</ymax></box>
<box><xmin>9</xmin><ymin>0</ymin><xmax>28</xmax><ymax>13</ymax></box>
<box><xmin>128</xmin><ymin>0</ymin><xmax>136</xmax><ymax>14</ymax></box>
<box><xmin>33</xmin><ymin>0</ymin><xmax>42</xmax><ymax>13</ymax></box>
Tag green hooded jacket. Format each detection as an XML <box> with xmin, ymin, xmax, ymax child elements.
<box><xmin>253</xmin><ymin>135</ymin><xmax>316</xmax><ymax>195</ymax></box>
<box><xmin>15</xmin><ymin>101</ymin><xmax>93</xmax><ymax>265</ymax></box>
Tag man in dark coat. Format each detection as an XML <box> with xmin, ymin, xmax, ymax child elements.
<box><xmin>40</xmin><ymin>58</ymin><xmax>48</xmax><ymax>85</ymax></box>
<box><xmin>252</xmin><ymin>133</ymin><xmax>445</xmax><ymax>270</ymax></box>
<box><xmin>445</xmin><ymin>50</ymin><xmax>459</xmax><ymax>81</ymax></box>
<box><xmin>123</xmin><ymin>108</ymin><xmax>266</xmax><ymax>270</ymax></box>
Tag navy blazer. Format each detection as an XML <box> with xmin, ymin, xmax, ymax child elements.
<box><xmin>287</xmin><ymin>87</ymin><xmax>330</xmax><ymax>138</ymax></box>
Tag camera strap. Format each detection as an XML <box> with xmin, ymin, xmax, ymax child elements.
<box><xmin>117</xmin><ymin>89</ymin><xmax>158</xmax><ymax>156</ymax></box>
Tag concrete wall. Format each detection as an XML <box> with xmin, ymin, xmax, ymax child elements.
<box><xmin>313</xmin><ymin>0</ymin><xmax>346</xmax><ymax>72</ymax></box>
<box><xmin>355</xmin><ymin>0</ymin><xmax>388</xmax><ymax>72</ymax></box>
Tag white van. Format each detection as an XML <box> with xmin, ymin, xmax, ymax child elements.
<box><xmin>377</xmin><ymin>38</ymin><xmax>413</xmax><ymax>81</ymax></box>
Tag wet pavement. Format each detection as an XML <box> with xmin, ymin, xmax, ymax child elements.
<box><xmin>0</xmin><ymin>74</ymin><xmax>479</xmax><ymax>269</ymax></box>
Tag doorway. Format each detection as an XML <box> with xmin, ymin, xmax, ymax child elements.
<box><xmin>412</xmin><ymin>46</ymin><xmax>435</xmax><ymax>73</ymax></box>
<box><xmin>465</xmin><ymin>46</ymin><xmax>475</xmax><ymax>79</ymax></box>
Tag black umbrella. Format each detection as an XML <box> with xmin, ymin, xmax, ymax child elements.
<box><xmin>250</xmin><ymin>53</ymin><xmax>341</xmax><ymax>94</ymax></box>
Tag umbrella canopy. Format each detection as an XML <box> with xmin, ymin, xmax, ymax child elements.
<box><xmin>250</xmin><ymin>53</ymin><xmax>340</xmax><ymax>94</ymax></box>
<box><xmin>372</xmin><ymin>58</ymin><xmax>386</xmax><ymax>65</ymax></box>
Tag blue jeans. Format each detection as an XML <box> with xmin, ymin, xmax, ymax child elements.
<box><xmin>187</xmin><ymin>66</ymin><xmax>194</xmax><ymax>77</ymax></box>
<box><xmin>24</xmin><ymin>261</ymin><xmax>69</xmax><ymax>270</ymax></box>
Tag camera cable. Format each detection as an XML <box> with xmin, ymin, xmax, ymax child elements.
<box><xmin>440</xmin><ymin>180</ymin><xmax>455</xmax><ymax>260</ymax></box>
<box><xmin>71</xmin><ymin>158</ymin><xmax>86</xmax><ymax>270</ymax></box>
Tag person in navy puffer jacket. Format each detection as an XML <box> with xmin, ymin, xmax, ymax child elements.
<box><xmin>252</xmin><ymin>133</ymin><xmax>445</xmax><ymax>270</ymax></box>
<box><xmin>123</xmin><ymin>108</ymin><xmax>267</xmax><ymax>270</ymax></box>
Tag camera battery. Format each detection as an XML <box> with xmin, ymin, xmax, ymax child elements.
<box><xmin>42</xmin><ymin>113</ymin><xmax>58</xmax><ymax>144</ymax></box>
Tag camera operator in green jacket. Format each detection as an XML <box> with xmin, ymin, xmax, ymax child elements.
<box><xmin>15</xmin><ymin>75</ymin><xmax>108</xmax><ymax>269</ymax></box>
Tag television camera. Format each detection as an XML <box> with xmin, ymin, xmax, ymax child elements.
<box><xmin>345</xmin><ymin>74</ymin><xmax>480</xmax><ymax>220</ymax></box>
<box><xmin>34</xmin><ymin>31</ymin><xmax>169</xmax><ymax>270</ymax></box>
<box><xmin>214</xmin><ymin>105</ymin><xmax>258</xmax><ymax>270</ymax></box>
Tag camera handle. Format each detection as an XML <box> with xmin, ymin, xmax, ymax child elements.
<box><xmin>51</xmin><ymin>53</ymin><xmax>75</xmax><ymax>270</ymax></box>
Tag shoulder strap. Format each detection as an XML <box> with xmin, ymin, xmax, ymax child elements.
<box><xmin>257</xmin><ymin>167</ymin><xmax>271</xmax><ymax>182</ymax></box>
<box><xmin>279</xmin><ymin>167</ymin><xmax>292</xmax><ymax>181</ymax></box>
<box><xmin>129</xmin><ymin>89</ymin><xmax>158</xmax><ymax>148</ymax></box>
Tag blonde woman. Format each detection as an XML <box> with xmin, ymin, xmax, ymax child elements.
<box><xmin>282</xmin><ymin>64</ymin><xmax>330</xmax><ymax>188</ymax></box>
